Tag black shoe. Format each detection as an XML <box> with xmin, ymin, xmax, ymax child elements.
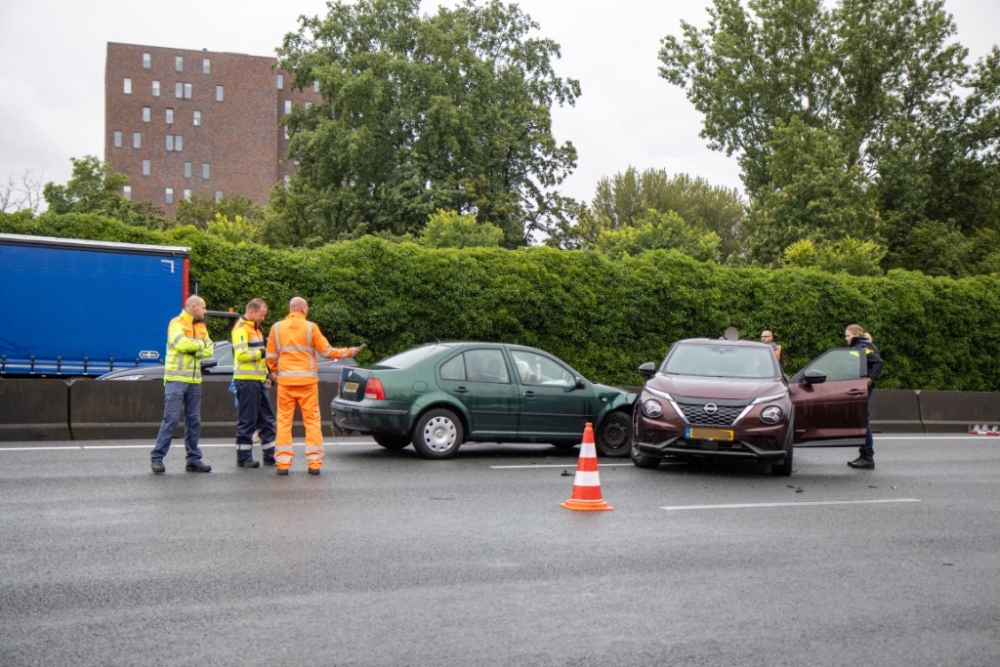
<box><xmin>185</xmin><ymin>461</ymin><xmax>212</xmax><ymax>473</ymax></box>
<box><xmin>237</xmin><ymin>459</ymin><xmax>260</xmax><ymax>468</ymax></box>
<box><xmin>308</xmin><ymin>468</ymin><xmax>321</xmax><ymax>476</ymax></box>
<box><xmin>276</xmin><ymin>468</ymin><xmax>289</xmax><ymax>476</ymax></box>
<box><xmin>848</xmin><ymin>455</ymin><xmax>875</xmax><ymax>470</ymax></box>
<box><xmin>151</xmin><ymin>460</ymin><xmax>165</xmax><ymax>474</ymax></box>
<box><xmin>263</xmin><ymin>459</ymin><xmax>277</xmax><ymax>467</ymax></box>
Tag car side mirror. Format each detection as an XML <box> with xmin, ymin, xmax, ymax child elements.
<box><xmin>201</xmin><ymin>358</ymin><xmax>218</xmax><ymax>371</ymax></box>
<box><xmin>802</xmin><ymin>369</ymin><xmax>826</xmax><ymax>386</ymax></box>
<box><xmin>638</xmin><ymin>362</ymin><xmax>656</xmax><ymax>379</ymax></box>
<box><xmin>575</xmin><ymin>376</ymin><xmax>585</xmax><ymax>389</ymax></box>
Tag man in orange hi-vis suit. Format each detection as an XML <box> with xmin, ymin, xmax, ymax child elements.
<box><xmin>266</xmin><ymin>297</ymin><xmax>361</xmax><ymax>475</ymax></box>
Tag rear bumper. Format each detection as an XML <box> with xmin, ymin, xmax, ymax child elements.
<box><xmin>331</xmin><ymin>397</ymin><xmax>410</xmax><ymax>436</ymax></box>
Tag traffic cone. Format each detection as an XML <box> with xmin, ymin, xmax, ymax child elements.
<box><xmin>560</xmin><ymin>423</ymin><xmax>613</xmax><ymax>511</ymax></box>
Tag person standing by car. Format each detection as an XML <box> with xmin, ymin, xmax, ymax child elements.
<box><xmin>846</xmin><ymin>324</ymin><xmax>884</xmax><ymax>470</ymax></box>
<box><xmin>266</xmin><ymin>297</ymin><xmax>362</xmax><ymax>475</ymax></box>
<box><xmin>232</xmin><ymin>298</ymin><xmax>276</xmax><ymax>468</ymax></box>
<box><xmin>760</xmin><ymin>330</ymin><xmax>784</xmax><ymax>372</ymax></box>
<box><xmin>150</xmin><ymin>295</ymin><xmax>214</xmax><ymax>474</ymax></box>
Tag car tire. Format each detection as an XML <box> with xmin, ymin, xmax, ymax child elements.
<box><xmin>770</xmin><ymin>418</ymin><xmax>794</xmax><ymax>476</ymax></box>
<box><xmin>412</xmin><ymin>409</ymin><xmax>463</xmax><ymax>459</ymax></box>
<box><xmin>595</xmin><ymin>412</ymin><xmax>633</xmax><ymax>458</ymax></box>
<box><xmin>373</xmin><ymin>433</ymin><xmax>410</xmax><ymax>450</ymax></box>
<box><xmin>630</xmin><ymin>437</ymin><xmax>661</xmax><ymax>469</ymax></box>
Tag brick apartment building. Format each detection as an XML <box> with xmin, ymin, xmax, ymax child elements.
<box><xmin>104</xmin><ymin>42</ymin><xmax>319</xmax><ymax>216</ymax></box>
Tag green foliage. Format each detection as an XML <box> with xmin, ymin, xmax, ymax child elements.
<box><xmin>592</xmin><ymin>209</ymin><xmax>720</xmax><ymax>262</ymax></box>
<box><xmin>272</xmin><ymin>0</ymin><xmax>580</xmax><ymax>247</ymax></box>
<box><xmin>4</xmin><ymin>210</ymin><xmax>999</xmax><ymax>390</ymax></box>
<box><xmin>420</xmin><ymin>210</ymin><xmax>503</xmax><ymax>248</ymax></box>
<box><xmin>206</xmin><ymin>214</ymin><xmax>261</xmax><ymax>245</ymax></box>
<box><xmin>176</xmin><ymin>195</ymin><xmax>266</xmax><ymax>230</ymax></box>
<box><xmin>42</xmin><ymin>156</ymin><xmax>166</xmax><ymax>229</ymax></box>
<box><xmin>782</xmin><ymin>237</ymin><xmax>886</xmax><ymax>276</ymax></box>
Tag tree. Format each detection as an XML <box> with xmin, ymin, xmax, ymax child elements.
<box><xmin>273</xmin><ymin>0</ymin><xmax>580</xmax><ymax>247</ymax></box>
<box><xmin>420</xmin><ymin>209</ymin><xmax>503</xmax><ymax>248</ymax></box>
<box><xmin>42</xmin><ymin>156</ymin><xmax>165</xmax><ymax>229</ymax></box>
<box><xmin>1</xmin><ymin>169</ymin><xmax>45</xmax><ymax>214</ymax></box>
<box><xmin>782</xmin><ymin>237</ymin><xmax>886</xmax><ymax>276</ymax></box>
<box><xmin>591</xmin><ymin>209</ymin><xmax>721</xmax><ymax>262</ymax></box>
<box><xmin>206</xmin><ymin>214</ymin><xmax>262</xmax><ymax>245</ymax></box>
<box><xmin>176</xmin><ymin>194</ymin><xmax>266</xmax><ymax>230</ymax></box>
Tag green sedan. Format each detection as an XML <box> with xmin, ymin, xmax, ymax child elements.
<box><xmin>331</xmin><ymin>342</ymin><xmax>637</xmax><ymax>459</ymax></box>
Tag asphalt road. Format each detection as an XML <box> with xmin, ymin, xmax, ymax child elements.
<box><xmin>1</xmin><ymin>435</ymin><xmax>999</xmax><ymax>667</ymax></box>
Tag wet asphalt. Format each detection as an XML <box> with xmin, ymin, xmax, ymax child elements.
<box><xmin>1</xmin><ymin>435</ymin><xmax>999</xmax><ymax>667</ymax></box>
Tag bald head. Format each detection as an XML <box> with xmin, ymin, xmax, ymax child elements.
<box><xmin>185</xmin><ymin>295</ymin><xmax>206</xmax><ymax>321</ymax></box>
<box><xmin>760</xmin><ymin>330</ymin><xmax>774</xmax><ymax>344</ymax></box>
<box><xmin>289</xmin><ymin>297</ymin><xmax>308</xmax><ymax>316</ymax></box>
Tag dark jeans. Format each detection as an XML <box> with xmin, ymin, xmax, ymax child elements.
<box><xmin>151</xmin><ymin>382</ymin><xmax>203</xmax><ymax>464</ymax></box>
<box><xmin>235</xmin><ymin>380</ymin><xmax>276</xmax><ymax>463</ymax></box>
<box><xmin>861</xmin><ymin>385</ymin><xmax>875</xmax><ymax>457</ymax></box>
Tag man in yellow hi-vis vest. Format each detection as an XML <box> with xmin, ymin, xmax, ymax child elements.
<box><xmin>266</xmin><ymin>297</ymin><xmax>361</xmax><ymax>475</ymax></box>
<box><xmin>232</xmin><ymin>298</ymin><xmax>276</xmax><ymax>468</ymax></box>
<box><xmin>151</xmin><ymin>295</ymin><xmax>214</xmax><ymax>474</ymax></box>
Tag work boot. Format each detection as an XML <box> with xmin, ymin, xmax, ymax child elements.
<box><xmin>848</xmin><ymin>455</ymin><xmax>875</xmax><ymax>470</ymax></box>
<box><xmin>263</xmin><ymin>458</ymin><xmax>277</xmax><ymax>466</ymax></box>
<box><xmin>276</xmin><ymin>468</ymin><xmax>289</xmax><ymax>476</ymax></box>
<box><xmin>308</xmin><ymin>468</ymin><xmax>321</xmax><ymax>476</ymax></box>
<box><xmin>185</xmin><ymin>461</ymin><xmax>212</xmax><ymax>473</ymax></box>
<box><xmin>151</xmin><ymin>460</ymin><xmax>165</xmax><ymax>474</ymax></box>
<box><xmin>237</xmin><ymin>459</ymin><xmax>260</xmax><ymax>468</ymax></box>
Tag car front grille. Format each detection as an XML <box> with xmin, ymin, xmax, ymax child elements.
<box><xmin>676</xmin><ymin>403</ymin><xmax>745</xmax><ymax>427</ymax></box>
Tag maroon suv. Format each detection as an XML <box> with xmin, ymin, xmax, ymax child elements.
<box><xmin>632</xmin><ymin>339</ymin><xmax>870</xmax><ymax>476</ymax></box>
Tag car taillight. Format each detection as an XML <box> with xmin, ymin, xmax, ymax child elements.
<box><xmin>364</xmin><ymin>378</ymin><xmax>385</xmax><ymax>400</ymax></box>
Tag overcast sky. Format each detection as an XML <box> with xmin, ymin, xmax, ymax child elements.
<box><xmin>1</xmin><ymin>0</ymin><xmax>999</xmax><ymax>207</ymax></box>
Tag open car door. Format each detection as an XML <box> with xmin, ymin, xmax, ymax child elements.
<box><xmin>789</xmin><ymin>348</ymin><xmax>869</xmax><ymax>447</ymax></box>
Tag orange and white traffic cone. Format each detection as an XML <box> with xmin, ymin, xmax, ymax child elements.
<box><xmin>560</xmin><ymin>422</ymin><xmax>613</xmax><ymax>511</ymax></box>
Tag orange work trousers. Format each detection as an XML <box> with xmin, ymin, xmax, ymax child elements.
<box><xmin>274</xmin><ymin>383</ymin><xmax>324</xmax><ymax>471</ymax></box>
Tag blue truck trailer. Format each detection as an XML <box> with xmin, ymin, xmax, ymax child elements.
<box><xmin>0</xmin><ymin>233</ymin><xmax>190</xmax><ymax>376</ymax></box>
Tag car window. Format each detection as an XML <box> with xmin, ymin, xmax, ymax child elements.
<box><xmin>464</xmin><ymin>349</ymin><xmax>510</xmax><ymax>384</ymax></box>
<box><xmin>510</xmin><ymin>350</ymin><xmax>575</xmax><ymax>387</ymax></box>
<box><xmin>378</xmin><ymin>344</ymin><xmax>449</xmax><ymax>369</ymax></box>
<box><xmin>797</xmin><ymin>348</ymin><xmax>863</xmax><ymax>382</ymax></box>
<box><xmin>439</xmin><ymin>354</ymin><xmax>466</xmax><ymax>381</ymax></box>
<box><xmin>662</xmin><ymin>344</ymin><xmax>779</xmax><ymax>379</ymax></box>
<box><xmin>210</xmin><ymin>344</ymin><xmax>234</xmax><ymax>367</ymax></box>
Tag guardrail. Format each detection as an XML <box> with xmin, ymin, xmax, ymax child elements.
<box><xmin>1</xmin><ymin>382</ymin><xmax>998</xmax><ymax>441</ymax></box>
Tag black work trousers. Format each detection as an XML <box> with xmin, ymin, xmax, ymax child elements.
<box><xmin>235</xmin><ymin>379</ymin><xmax>276</xmax><ymax>463</ymax></box>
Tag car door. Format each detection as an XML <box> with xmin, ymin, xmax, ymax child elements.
<box><xmin>202</xmin><ymin>342</ymin><xmax>234</xmax><ymax>381</ymax></box>
<box><xmin>789</xmin><ymin>348</ymin><xmax>869</xmax><ymax>446</ymax></box>
<box><xmin>436</xmin><ymin>348</ymin><xmax>519</xmax><ymax>439</ymax></box>
<box><xmin>508</xmin><ymin>348</ymin><xmax>595</xmax><ymax>442</ymax></box>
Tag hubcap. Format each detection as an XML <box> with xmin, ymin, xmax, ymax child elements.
<box><xmin>423</xmin><ymin>416</ymin><xmax>457</xmax><ymax>452</ymax></box>
<box><xmin>602</xmin><ymin>422</ymin><xmax>628</xmax><ymax>451</ymax></box>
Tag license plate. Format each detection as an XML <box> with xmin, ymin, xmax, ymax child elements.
<box><xmin>344</xmin><ymin>382</ymin><xmax>359</xmax><ymax>393</ymax></box>
<box><xmin>686</xmin><ymin>427</ymin><xmax>734</xmax><ymax>441</ymax></box>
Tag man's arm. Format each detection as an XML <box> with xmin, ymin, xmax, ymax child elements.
<box><xmin>265</xmin><ymin>324</ymin><xmax>279</xmax><ymax>375</ymax></box>
<box><xmin>168</xmin><ymin>320</ymin><xmax>207</xmax><ymax>356</ymax></box>
<box><xmin>312</xmin><ymin>326</ymin><xmax>352</xmax><ymax>360</ymax></box>
<box><xmin>232</xmin><ymin>325</ymin><xmax>260</xmax><ymax>363</ymax></box>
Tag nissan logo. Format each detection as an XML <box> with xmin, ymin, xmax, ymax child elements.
<box><xmin>703</xmin><ymin>403</ymin><xmax>719</xmax><ymax>415</ymax></box>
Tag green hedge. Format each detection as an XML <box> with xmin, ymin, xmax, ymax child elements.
<box><xmin>4</xmin><ymin>211</ymin><xmax>999</xmax><ymax>389</ymax></box>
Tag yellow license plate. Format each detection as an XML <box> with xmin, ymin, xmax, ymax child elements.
<box><xmin>686</xmin><ymin>427</ymin><xmax>734</xmax><ymax>441</ymax></box>
<box><xmin>344</xmin><ymin>382</ymin><xmax>359</xmax><ymax>393</ymax></box>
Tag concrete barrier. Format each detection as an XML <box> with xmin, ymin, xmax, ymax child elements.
<box><xmin>870</xmin><ymin>389</ymin><xmax>924</xmax><ymax>433</ymax></box>
<box><xmin>270</xmin><ymin>382</ymin><xmax>341</xmax><ymax>437</ymax></box>
<box><xmin>0</xmin><ymin>379</ymin><xmax>71</xmax><ymax>441</ymax></box>
<box><xmin>918</xmin><ymin>391</ymin><xmax>1000</xmax><ymax>433</ymax></box>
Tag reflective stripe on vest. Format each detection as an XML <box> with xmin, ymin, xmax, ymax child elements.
<box><xmin>274</xmin><ymin>321</ymin><xmax>319</xmax><ymax>380</ymax></box>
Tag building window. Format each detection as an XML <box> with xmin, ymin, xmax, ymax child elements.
<box><xmin>183</xmin><ymin>189</ymin><xmax>192</xmax><ymax>201</ymax></box>
<box><xmin>166</xmin><ymin>135</ymin><xmax>174</xmax><ymax>151</ymax></box>
<box><xmin>305</xmin><ymin>102</ymin><xmax>312</xmax><ymax>110</ymax></box>
<box><xmin>123</xmin><ymin>185</ymin><xmax>132</xmax><ymax>200</ymax></box>
<box><xmin>152</xmin><ymin>80</ymin><xmax>160</xmax><ymax>97</ymax></box>
<box><xmin>202</xmin><ymin>58</ymin><xmax>210</xmax><ymax>74</ymax></box>
<box><xmin>202</xmin><ymin>163</ymin><xmax>210</xmax><ymax>179</ymax></box>
<box><xmin>175</xmin><ymin>56</ymin><xmax>183</xmax><ymax>72</ymax></box>
<box><xmin>142</xmin><ymin>52</ymin><xmax>151</xmax><ymax>69</ymax></box>
<box><xmin>166</xmin><ymin>108</ymin><xmax>174</xmax><ymax>124</ymax></box>
<box><xmin>142</xmin><ymin>160</ymin><xmax>150</xmax><ymax>176</ymax></box>
<box><xmin>284</xmin><ymin>100</ymin><xmax>292</xmax><ymax>115</ymax></box>
<box><xmin>183</xmin><ymin>162</ymin><xmax>191</xmax><ymax>179</ymax></box>
<box><xmin>113</xmin><ymin>131</ymin><xmax>122</xmax><ymax>148</ymax></box>
<box><xmin>193</xmin><ymin>110</ymin><xmax>201</xmax><ymax>126</ymax></box>
<box><xmin>284</xmin><ymin>175</ymin><xmax>291</xmax><ymax>187</ymax></box>
<box><xmin>142</xmin><ymin>106</ymin><xmax>151</xmax><ymax>123</ymax></box>
<box><xmin>215</xmin><ymin>85</ymin><xmax>224</xmax><ymax>102</ymax></box>
<box><xmin>313</xmin><ymin>80</ymin><xmax>319</xmax><ymax>93</ymax></box>
<box><xmin>277</xmin><ymin>74</ymin><xmax>284</xmax><ymax>89</ymax></box>
<box><xmin>133</xmin><ymin>132</ymin><xmax>141</xmax><ymax>149</ymax></box>
<box><xmin>165</xmin><ymin>188</ymin><xmax>174</xmax><ymax>205</ymax></box>
<box><xmin>175</xmin><ymin>82</ymin><xmax>183</xmax><ymax>99</ymax></box>
<box><xmin>123</xmin><ymin>78</ymin><xmax>132</xmax><ymax>94</ymax></box>
<box><xmin>184</xmin><ymin>83</ymin><xmax>192</xmax><ymax>99</ymax></box>
<box><xmin>215</xmin><ymin>190</ymin><xmax>223</xmax><ymax>203</ymax></box>
<box><xmin>284</xmin><ymin>127</ymin><xmax>289</xmax><ymax>140</ymax></box>
<box><xmin>175</xmin><ymin>135</ymin><xmax>183</xmax><ymax>151</ymax></box>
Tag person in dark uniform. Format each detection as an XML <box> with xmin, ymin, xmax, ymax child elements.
<box><xmin>845</xmin><ymin>324</ymin><xmax>883</xmax><ymax>469</ymax></box>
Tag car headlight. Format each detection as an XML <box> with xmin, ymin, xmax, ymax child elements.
<box><xmin>760</xmin><ymin>406</ymin><xmax>783</xmax><ymax>424</ymax></box>
<box><xmin>642</xmin><ymin>399</ymin><xmax>663</xmax><ymax>417</ymax></box>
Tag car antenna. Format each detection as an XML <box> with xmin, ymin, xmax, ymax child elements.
<box><xmin>418</xmin><ymin>325</ymin><xmax>441</xmax><ymax>345</ymax></box>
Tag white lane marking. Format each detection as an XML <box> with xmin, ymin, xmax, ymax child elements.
<box><xmin>660</xmin><ymin>498</ymin><xmax>921</xmax><ymax>511</ymax></box>
<box><xmin>83</xmin><ymin>445</ymin><xmax>151</xmax><ymax>449</ymax></box>
<box><xmin>0</xmin><ymin>446</ymin><xmax>83</xmax><ymax>451</ymax></box>
<box><xmin>0</xmin><ymin>441</ymin><xmax>374</xmax><ymax>452</ymax></box>
<box><xmin>490</xmin><ymin>463</ymin><xmax>634</xmax><ymax>469</ymax></box>
<box><xmin>874</xmin><ymin>436</ymin><xmax>985</xmax><ymax>440</ymax></box>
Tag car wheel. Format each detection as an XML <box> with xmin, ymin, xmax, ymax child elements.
<box><xmin>770</xmin><ymin>418</ymin><xmax>794</xmax><ymax>476</ymax></box>
<box><xmin>373</xmin><ymin>433</ymin><xmax>410</xmax><ymax>450</ymax></box>
<box><xmin>630</xmin><ymin>437</ymin><xmax>661</xmax><ymax>470</ymax></box>
<box><xmin>412</xmin><ymin>409</ymin><xmax>463</xmax><ymax>459</ymax></box>
<box><xmin>595</xmin><ymin>412</ymin><xmax>633</xmax><ymax>458</ymax></box>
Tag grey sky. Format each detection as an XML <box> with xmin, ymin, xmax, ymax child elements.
<box><xmin>1</xmin><ymin>0</ymin><xmax>998</xmax><ymax>207</ymax></box>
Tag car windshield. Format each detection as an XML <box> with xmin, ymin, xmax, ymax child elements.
<box><xmin>662</xmin><ymin>344</ymin><xmax>779</xmax><ymax>379</ymax></box>
<box><xmin>377</xmin><ymin>344</ymin><xmax>451</xmax><ymax>369</ymax></box>
<box><xmin>210</xmin><ymin>343</ymin><xmax>234</xmax><ymax>367</ymax></box>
